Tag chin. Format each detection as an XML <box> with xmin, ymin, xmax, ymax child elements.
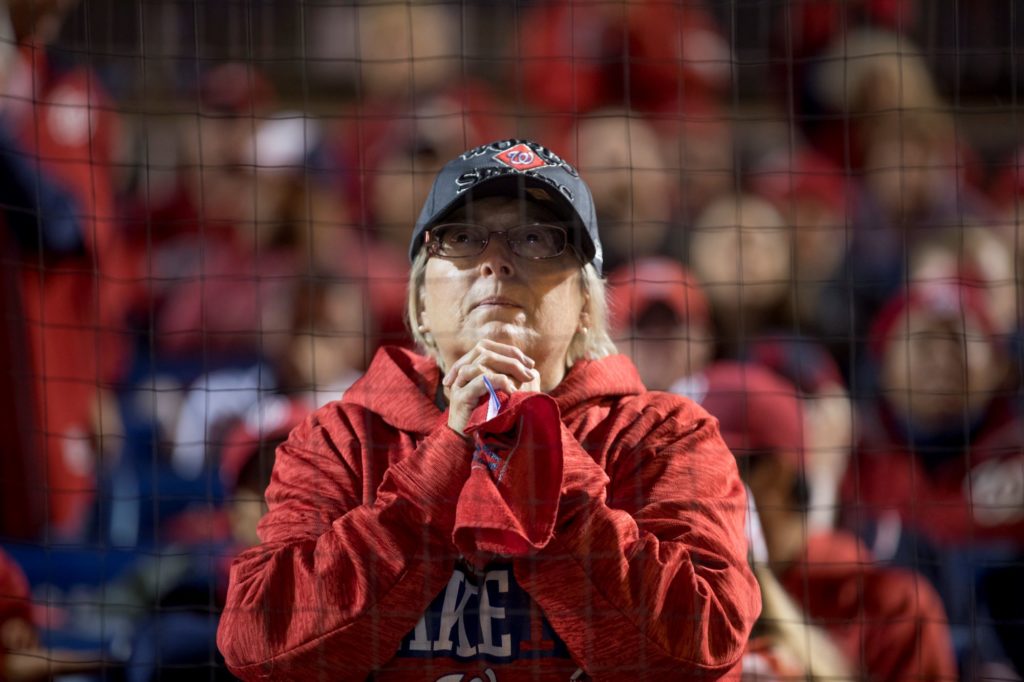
<box><xmin>473</xmin><ymin>321</ymin><xmax>529</xmax><ymax>345</ymax></box>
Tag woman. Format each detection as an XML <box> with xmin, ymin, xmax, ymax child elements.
<box><xmin>217</xmin><ymin>139</ymin><xmax>760</xmax><ymax>680</ymax></box>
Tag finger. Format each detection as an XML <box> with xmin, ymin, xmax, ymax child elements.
<box><xmin>478</xmin><ymin>339</ymin><xmax>536</xmax><ymax>368</ymax></box>
<box><xmin>445</xmin><ymin>340</ymin><xmax>535</xmax><ymax>387</ymax></box>
<box><xmin>451</xmin><ymin>354</ymin><xmax>536</xmax><ymax>392</ymax></box>
<box><xmin>476</xmin><ymin>348</ymin><xmax>538</xmax><ymax>384</ymax></box>
<box><xmin>444</xmin><ymin>347</ymin><xmax>481</xmax><ymax>387</ymax></box>
<box><xmin>454</xmin><ymin>372</ymin><xmax>517</xmax><ymax>405</ymax></box>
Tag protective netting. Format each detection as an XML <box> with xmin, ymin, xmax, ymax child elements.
<box><xmin>0</xmin><ymin>1</ymin><xmax>1022</xmax><ymax>679</ymax></box>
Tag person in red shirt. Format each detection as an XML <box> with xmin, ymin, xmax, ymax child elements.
<box><xmin>847</xmin><ymin>279</ymin><xmax>1023</xmax><ymax>676</ymax></box>
<box><xmin>217</xmin><ymin>139</ymin><xmax>761</xmax><ymax>680</ymax></box>
<box><xmin>700</xmin><ymin>361</ymin><xmax>957</xmax><ymax>682</ymax></box>
<box><xmin>0</xmin><ymin>0</ymin><xmax>127</xmax><ymax>537</ymax></box>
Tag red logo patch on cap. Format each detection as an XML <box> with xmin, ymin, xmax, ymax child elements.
<box><xmin>493</xmin><ymin>143</ymin><xmax>549</xmax><ymax>171</ymax></box>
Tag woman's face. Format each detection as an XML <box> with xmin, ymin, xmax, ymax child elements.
<box><xmin>419</xmin><ymin>196</ymin><xmax>586</xmax><ymax>388</ymax></box>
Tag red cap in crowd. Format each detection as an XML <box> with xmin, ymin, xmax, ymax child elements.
<box><xmin>701</xmin><ymin>361</ymin><xmax>805</xmax><ymax>471</ymax></box>
<box><xmin>219</xmin><ymin>396</ymin><xmax>309</xmax><ymax>492</ymax></box>
<box><xmin>607</xmin><ymin>258</ymin><xmax>709</xmax><ymax>333</ymax></box>
<box><xmin>868</xmin><ymin>279</ymin><xmax>997</xmax><ymax>361</ymax></box>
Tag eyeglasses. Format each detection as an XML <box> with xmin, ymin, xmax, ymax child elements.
<box><xmin>426</xmin><ymin>223</ymin><xmax>571</xmax><ymax>260</ymax></box>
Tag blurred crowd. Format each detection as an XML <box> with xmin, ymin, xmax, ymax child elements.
<box><xmin>1</xmin><ymin>0</ymin><xmax>1023</xmax><ymax>680</ymax></box>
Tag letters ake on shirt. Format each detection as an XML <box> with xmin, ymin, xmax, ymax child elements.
<box><xmin>400</xmin><ymin>561</ymin><xmax>571</xmax><ymax>664</ymax></box>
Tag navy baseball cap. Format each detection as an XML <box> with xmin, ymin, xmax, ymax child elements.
<box><xmin>409</xmin><ymin>139</ymin><xmax>604</xmax><ymax>274</ymax></box>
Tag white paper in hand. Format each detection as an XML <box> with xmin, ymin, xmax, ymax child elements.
<box><xmin>482</xmin><ymin>376</ymin><xmax>502</xmax><ymax>421</ymax></box>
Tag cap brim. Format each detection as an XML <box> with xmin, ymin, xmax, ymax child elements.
<box><xmin>412</xmin><ymin>174</ymin><xmax>595</xmax><ymax>264</ymax></box>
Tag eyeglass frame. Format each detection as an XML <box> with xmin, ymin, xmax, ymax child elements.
<box><xmin>424</xmin><ymin>222</ymin><xmax>581</xmax><ymax>262</ymax></box>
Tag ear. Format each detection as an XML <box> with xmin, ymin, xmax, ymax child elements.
<box><xmin>577</xmin><ymin>296</ymin><xmax>591</xmax><ymax>334</ymax></box>
<box><xmin>417</xmin><ymin>278</ymin><xmax>432</xmax><ymax>333</ymax></box>
<box><xmin>577</xmin><ymin>309</ymin><xmax>593</xmax><ymax>333</ymax></box>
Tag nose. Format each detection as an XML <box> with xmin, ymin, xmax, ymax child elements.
<box><xmin>477</xmin><ymin>232</ymin><xmax>515</xmax><ymax>278</ymax></box>
<box><xmin>917</xmin><ymin>334</ymin><xmax>962</xmax><ymax>380</ymax></box>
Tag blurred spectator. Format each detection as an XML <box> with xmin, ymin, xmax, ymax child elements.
<box><xmin>218</xmin><ymin>399</ymin><xmax>304</xmax><ymax>547</ymax></box>
<box><xmin>326</xmin><ymin>3</ymin><xmax>510</xmax><ymax>347</ymax></box>
<box><xmin>353</xmin><ymin>1</ymin><xmax>461</xmax><ymax>102</ymax></box>
<box><xmin>672</xmin><ymin>103</ymin><xmax>737</xmax><ymax>227</ymax></box>
<box><xmin>701</xmin><ymin>361</ymin><xmax>957</xmax><ymax>682</ymax></box>
<box><xmin>849</xmin><ymin>279</ymin><xmax>1022</xmax><ymax>675</ymax></box>
<box><xmin>746</xmin><ymin>337</ymin><xmax>853</xmax><ymax>532</ymax></box>
<box><xmin>329</xmin><ymin>2</ymin><xmax>512</xmax><ymax>256</ymax></box>
<box><xmin>341</xmin><ymin>83</ymin><xmax>508</xmax><ymax>252</ymax></box>
<box><xmin>137</xmin><ymin>63</ymin><xmax>350</xmax><ymax>360</ymax></box>
<box><xmin>114</xmin><ymin>396</ymin><xmax>305</xmax><ymax>682</ymax></box>
<box><xmin>566</xmin><ymin>112</ymin><xmax>675</xmax><ymax>271</ymax></box>
<box><xmin>751</xmin><ymin>147</ymin><xmax>854</xmax><ymax>346</ymax></box>
<box><xmin>0</xmin><ymin>547</ymin><xmax>107</xmax><ymax>680</ymax></box>
<box><xmin>794</xmin><ymin>109</ymin><xmax>987</xmax><ymax>376</ymax></box>
<box><xmin>332</xmin><ymin>82</ymin><xmax>504</xmax><ymax>349</ymax></box>
<box><xmin>806</xmin><ymin>28</ymin><xmax>986</xmax><ymax>209</ymax></box>
<box><xmin>804</xmin><ymin>28</ymin><xmax>940</xmax><ymax>170</ymax></box>
<box><xmin>185</xmin><ymin>62</ymin><xmax>275</xmax><ymax>231</ymax></box>
<box><xmin>860</xmin><ymin>112</ymin><xmax>978</xmax><ymax>228</ymax></box>
<box><xmin>739</xmin><ymin>500</ymin><xmax>852</xmax><ymax>681</ymax></box>
<box><xmin>515</xmin><ymin>0</ymin><xmax>731</xmax><ymax>116</ymax></box>
<box><xmin>687</xmin><ymin>194</ymin><xmax>792</xmax><ymax>357</ymax></box>
<box><xmin>172</xmin><ymin>276</ymin><xmax>371</xmax><ymax>481</ymax></box>
<box><xmin>864</xmin><ymin>280</ymin><xmax>1009</xmax><ymax>482</ymax></box>
<box><xmin>607</xmin><ymin>258</ymin><xmax>713</xmax><ymax>394</ymax></box>
<box><xmin>0</xmin><ymin>0</ymin><xmax>129</xmax><ymax>536</ymax></box>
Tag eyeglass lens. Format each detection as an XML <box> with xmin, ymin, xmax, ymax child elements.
<box><xmin>431</xmin><ymin>224</ymin><xmax>568</xmax><ymax>259</ymax></box>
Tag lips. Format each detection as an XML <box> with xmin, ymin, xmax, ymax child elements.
<box><xmin>473</xmin><ymin>296</ymin><xmax>521</xmax><ymax>309</ymax></box>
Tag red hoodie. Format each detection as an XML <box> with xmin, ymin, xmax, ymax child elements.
<box><xmin>217</xmin><ymin>347</ymin><xmax>760</xmax><ymax>681</ymax></box>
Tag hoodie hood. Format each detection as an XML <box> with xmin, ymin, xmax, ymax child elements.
<box><xmin>549</xmin><ymin>354</ymin><xmax>647</xmax><ymax>413</ymax></box>
<box><xmin>343</xmin><ymin>346</ymin><xmax>646</xmax><ymax>434</ymax></box>
<box><xmin>342</xmin><ymin>346</ymin><xmax>444</xmax><ymax>434</ymax></box>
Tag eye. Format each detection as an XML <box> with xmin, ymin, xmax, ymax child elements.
<box><xmin>436</xmin><ymin>225</ymin><xmax>482</xmax><ymax>245</ymax></box>
<box><xmin>512</xmin><ymin>224</ymin><xmax>561</xmax><ymax>250</ymax></box>
<box><xmin>431</xmin><ymin>224</ymin><xmax>487</xmax><ymax>257</ymax></box>
<box><xmin>447</xmin><ymin>230</ymin><xmax>472</xmax><ymax>245</ymax></box>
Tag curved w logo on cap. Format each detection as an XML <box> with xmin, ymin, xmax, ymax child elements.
<box><xmin>494</xmin><ymin>143</ymin><xmax>550</xmax><ymax>171</ymax></box>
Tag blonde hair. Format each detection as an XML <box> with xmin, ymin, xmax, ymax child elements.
<box><xmin>406</xmin><ymin>249</ymin><xmax>617</xmax><ymax>371</ymax></box>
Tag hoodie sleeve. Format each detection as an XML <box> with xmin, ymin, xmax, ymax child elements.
<box><xmin>455</xmin><ymin>393</ymin><xmax>760</xmax><ymax>679</ymax></box>
<box><xmin>217</xmin><ymin>407</ymin><xmax>473</xmax><ymax>681</ymax></box>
